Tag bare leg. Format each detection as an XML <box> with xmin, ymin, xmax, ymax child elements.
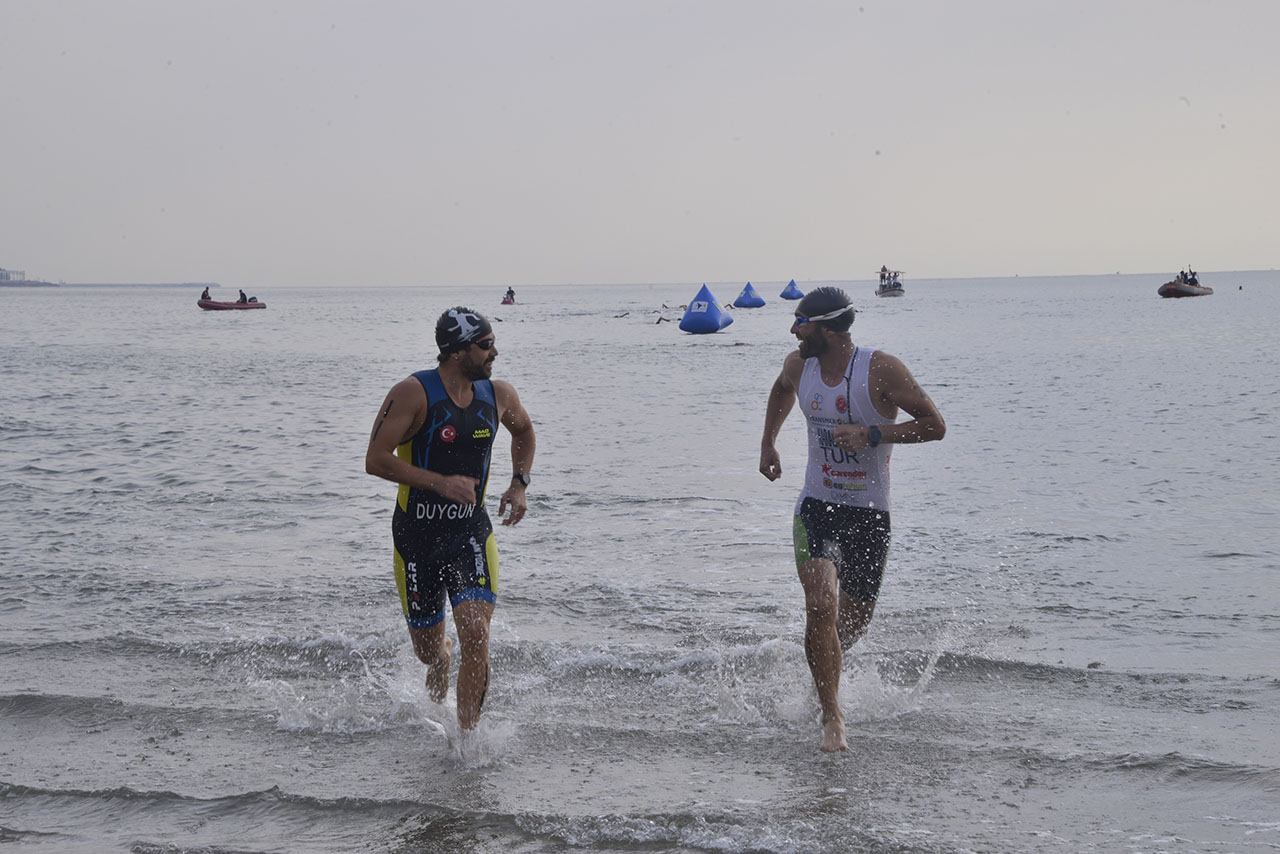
<box><xmin>798</xmin><ymin>558</ymin><xmax>847</xmax><ymax>752</ymax></box>
<box><xmin>836</xmin><ymin>592</ymin><xmax>877</xmax><ymax>652</ymax></box>
<box><xmin>452</xmin><ymin>599</ymin><xmax>495</xmax><ymax>730</ymax></box>
<box><xmin>409</xmin><ymin>624</ymin><xmax>452</xmax><ymax>703</ymax></box>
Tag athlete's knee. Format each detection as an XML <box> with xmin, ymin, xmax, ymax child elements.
<box><xmin>838</xmin><ymin>619</ymin><xmax>869</xmax><ymax>650</ymax></box>
<box><xmin>798</xmin><ymin>561</ymin><xmax>838</xmax><ymax>617</ymax></box>
<box><xmin>410</xmin><ymin>627</ymin><xmax>447</xmax><ymax>665</ymax></box>
<box><xmin>453</xmin><ymin>609</ymin><xmax>491</xmax><ymax>650</ymax></box>
<box><xmin>837</xmin><ymin>598</ymin><xmax>876</xmax><ymax>648</ymax></box>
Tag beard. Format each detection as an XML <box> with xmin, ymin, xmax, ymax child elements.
<box><xmin>797</xmin><ymin>333</ymin><xmax>828</xmax><ymax>359</ymax></box>
<box><xmin>463</xmin><ymin>356</ymin><xmax>495</xmax><ymax>381</ymax></box>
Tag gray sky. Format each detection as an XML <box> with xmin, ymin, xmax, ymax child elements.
<box><xmin>3</xmin><ymin>1</ymin><xmax>1277</xmax><ymax>286</ymax></box>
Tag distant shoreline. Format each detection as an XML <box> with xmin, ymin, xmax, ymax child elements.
<box><xmin>62</xmin><ymin>282</ymin><xmax>217</xmax><ymax>289</ymax></box>
<box><xmin>2</xmin><ymin>281</ymin><xmax>223</xmax><ymax>289</ymax></box>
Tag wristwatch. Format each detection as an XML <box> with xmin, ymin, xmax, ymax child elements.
<box><xmin>867</xmin><ymin>426</ymin><xmax>882</xmax><ymax>447</ymax></box>
<box><xmin>512</xmin><ymin>472</ymin><xmax>531</xmax><ymax>488</ymax></box>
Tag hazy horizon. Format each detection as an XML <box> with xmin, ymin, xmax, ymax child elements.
<box><xmin>9</xmin><ymin>267</ymin><xmax>1270</xmax><ymax>291</ymax></box>
<box><xmin>4</xmin><ymin>1</ymin><xmax>1278</xmax><ymax>287</ymax></box>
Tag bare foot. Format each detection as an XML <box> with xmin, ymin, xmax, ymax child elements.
<box><xmin>820</xmin><ymin>716</ymin><xmax>848</xmax><ymax>753</ymax></box>
<box><xmin>425</xmin><ymin>636</ymin><xmax>453</xmax><ymax>703</ymax></box>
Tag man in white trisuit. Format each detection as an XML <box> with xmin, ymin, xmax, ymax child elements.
<box><xmin>759</xmin><ymin>286</ymin><xmax>946</xmax><ymax>752</ymax></box>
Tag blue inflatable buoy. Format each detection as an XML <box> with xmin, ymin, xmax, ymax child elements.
<box><xmin>779</xmin><ymin>279</ymin><xmax>804</xmax><ymax>300</ymax></box>
<box><xmin>733</xmin><ymin>282</ymin><xmax>766</xmax><ymax>308</ymax></box>
<box><xmin>679</xmin><ymin>284</ymin><xmax>734</xmax><ymax>334</ymax></box>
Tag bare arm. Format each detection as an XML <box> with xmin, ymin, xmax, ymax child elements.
<box><xmin>832</xmin><ymin>351</ymin><xmax>946</xmax><ymax>451</ymax></box>
<box><xmin>877</xmin><ymin>352</ymin><xmax>946</xmax><ymax>443</ymax></box>
<box><xmin>363</xmin><ymin>377</ymin><xmax>479</xmax><ymax>505</ymax></box>
<box><xmin>760</xmin><ymin>351</ymin><xmax>803</xmax><ymax>481</ymax></box>
<box><xmin>494</xmin><ymin>380</ymin><xmax>535</xmax><ymax>525</ymax></box>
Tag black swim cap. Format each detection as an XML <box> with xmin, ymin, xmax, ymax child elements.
<box><xmin>435</xmin><ymin>307</ymin><xmax>493</xmax><ymax>354</ymax></box>
<box><xmin>796</xmin><ymin>286</ymin><xmax>855</xmax><ymax>332</ymax></box>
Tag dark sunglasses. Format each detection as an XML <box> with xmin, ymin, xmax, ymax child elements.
<box><xmin>471</xmin><ymin>337</ymin><xmax>495</xmax><ymax>350</ymax></box>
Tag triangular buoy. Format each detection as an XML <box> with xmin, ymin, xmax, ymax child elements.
<box><xmin>779</xmin><ymin>279</ymin><xmax>804</xmax><ymax>300</ymax></box>
<box><xmin>679</xmin><ymin>284</ymin><xmax>734</xmax><ymax>334</ymax></box>
<box><xmin>733</xmin><ymin>282</ymin><xmax>766</xmax><ymax>308</ymax></box>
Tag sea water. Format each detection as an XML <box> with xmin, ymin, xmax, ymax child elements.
<box><xmin>1</xmin><ymin>272</ymin><xmax>1277</xmax><ymax>853</ymax></box>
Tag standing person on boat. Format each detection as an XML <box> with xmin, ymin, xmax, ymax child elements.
<box><xmin>758</xmin><ymin>286</ymin><xmax>946</xmax><ymax>752</ymax></box>
<box><xmin>365</xmin><ymin>307</ymin><xmax>536</xmax><ymax>732</ymax></box>
<box><xmin>504</xmin><ymin>287</ymin><xmax>516</xmax><ymax>301</ymax></box>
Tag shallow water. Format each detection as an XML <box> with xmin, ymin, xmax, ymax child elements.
<box><xmin>2</xmin><ymin>272</ymin><xmax>1278</xmax><ymax>852</ymax></box>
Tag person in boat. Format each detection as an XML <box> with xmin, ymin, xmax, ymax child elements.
<box><xmin>364</xmin><ymin>306</ymin><xmax>536</xmax><ymax>733</ymax></box>
<box><xmin>200</xmin><ymin>287</ymin><xmax>210</xmax><ymax>300</ymax></box>
<box><xmin>505</xmin><ymin>287</ymin><xmax>516</xmax><ymax>301</ymax></box>
<box><xmin>1187</xmin><ymin>268</ymin><xmax>1199</xmax><ymax>286</ymax></box>
<box><xmin>237</xmin><ymin>289</ymin><xmax>248</xmax><ymax>304</ymax></box>
<box><xmin>758</xmin><ymin>286</ymin><xmax>946</xmax><ymax>752</ymax></box>
<box><xmin>879</xmin><ymin>266</ymin><xmax>889</xmax><ymax>285</ymax></box>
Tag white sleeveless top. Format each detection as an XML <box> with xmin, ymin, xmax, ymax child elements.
<box><xmin>796</xmin><ymin>347</ymin><xmax>894</xmax><ymax>512</ymax></box>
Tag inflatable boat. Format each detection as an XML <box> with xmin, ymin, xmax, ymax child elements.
<box><xmin>198</xmin><ymin>298</ymin><xmax>266</xmax><ymax>310</ymax></box>
<box><xmin>1157</xmin><ymin>281</ymin><xmax>1213</xmax><ymax>298</ymax></box>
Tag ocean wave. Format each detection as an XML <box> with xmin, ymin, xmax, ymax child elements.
<box><xmin>0</xmin><ymin>692</ymin><xmax>271</xmax><ymax>733</ymax></box>
<box><xmin>3</xmin><ymin>782</ymin><xmax>962</xmax><ymax>854</ymax></box>
<box><xmin>131</xmin><ymin>844</ymin><xmax>285</xmax><ymax>854</ymax></box>
<box><xmin>512</xmin><ymin>809</ymin><xmax>954</xmax><ymax>854</ymax></box>
<box><xmin>935</xmin><ymin>649</ymin><xmax>1275</xmax><ymax>687</ymax></box>
<box><xmin>985</xmin><ymin>749</ymin><xmax>1280</xmax><ymax>794</ymax></box>
<box><xmin>0</xmin><ymin>826</ymin><xmax>69</xmax><ymax>845</ymax></box>
<box><xmin>556</xmin><ymin>491</ymin><xmax>744</xmax><ymax>509</ymax></box>
<box><xmin>6</xmin><ymin>782</ymin><xmax>867</xmax><ymax>854</ymax></box>
<box><xmin>0</xmin><ymin>624</ymin><xmax>402</xmax><ymax>672</ymax></box>
<box><xmin>494</xmin><ymin>640</ymin><xmax>966</xmax><ymax>696</ymax></box>
<box><xmin>0</xmin><ymin>781</ymin><xmax>434</xmax><ymax>820</ymax></box>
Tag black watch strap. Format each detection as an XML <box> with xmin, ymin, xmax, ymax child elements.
<box><xmin>512</xmin><ymin>472</ymin><xmax>531</xmax><ymax>487</ymax></box>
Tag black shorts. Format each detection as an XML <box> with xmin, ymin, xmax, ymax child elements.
<box><xmin>392</xmin><ymin>509</ymin><xmax>497</xmax><ymax>629</ymax></box>
<box><xmin>793</xmin><ymin>497</ymin><xmax>891</xmax><ymax>601</ymax></box>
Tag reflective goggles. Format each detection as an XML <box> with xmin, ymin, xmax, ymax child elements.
<box><xmin>793</xmin><ymin>306</ymin><xmax>853</xmax><ymax>325</ymax></box>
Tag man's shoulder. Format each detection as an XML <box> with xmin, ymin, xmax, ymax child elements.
<box><xmin>868</xmin><ymin>349</ymin><xmax>905</xmax><ymax>372</ymax></box>
<box><xmin>390</xmin><ymin>372</ymin><xmax>431</xmax><ymax>399</ymax></box>
<box><xmin>490</xmin><ymin>378</ymin><xmax>520</xmax><ymax>405</ymax></box>
<box><xmin>776</xmin><ymin>349</ymin><xmax>805</xmax><ymax>387</ymax></box>
<box><xmin>867</xmin><ymin>349</ymin><xmax>918</xmax><ymax>392</ymax></box>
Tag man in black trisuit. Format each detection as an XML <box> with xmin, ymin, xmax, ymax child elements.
<box><xmin>365</xmin><ymin>307</ymin><xmax>536</xmax><ymax>731</ymax></box>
